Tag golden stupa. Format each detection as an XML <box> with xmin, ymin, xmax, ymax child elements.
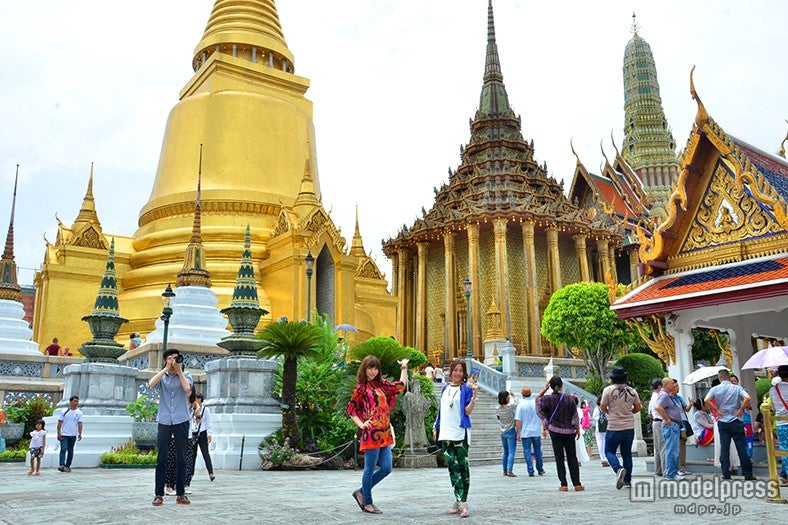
<box><xmin>33</xmin><ymin>0</ymin><xmax>395</xmax><ymax>351</ymax></box>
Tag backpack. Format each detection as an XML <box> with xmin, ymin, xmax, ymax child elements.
<box><xmin>597</xmin><ymin>411</ymin><xmax>608</xmax><ymax>433</ymax></box>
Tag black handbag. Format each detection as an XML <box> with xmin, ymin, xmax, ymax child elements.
<box><xmin>681</xmin><ymin>420</ymin><xmax>694</xmax><ymax>437</ymax></box>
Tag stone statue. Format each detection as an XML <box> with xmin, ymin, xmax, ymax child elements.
<box><xmin>402</xmin><ymin>380</ymin><xmax>431</xmax><ymax>451</ymax></box>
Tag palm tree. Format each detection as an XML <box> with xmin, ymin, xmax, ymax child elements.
<box><xmin>257</xmin><ymin>320</ymin><xmax>329</xmax><ymax>445</ymax></box>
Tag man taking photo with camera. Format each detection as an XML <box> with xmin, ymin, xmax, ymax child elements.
<box><xmin>149</xmin><ymin>349</ymin><xmax>193</xmax><ymax>506</ymax></box>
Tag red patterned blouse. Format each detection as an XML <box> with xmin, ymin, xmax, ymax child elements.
<box><xmin>347</xmin><ymin>379</ymin><xmax>406</xmax><ymax>451</ymax></box>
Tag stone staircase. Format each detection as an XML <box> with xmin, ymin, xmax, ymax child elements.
<box><xmin>433</xmin><ymin>383</ymin><xmax>561</xmax><ymax>466</ymax></box>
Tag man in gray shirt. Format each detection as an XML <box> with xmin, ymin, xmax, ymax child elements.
<box><xmin>654</xmin><ymin>378</ymin><xmax>683</xmax><ymax>480</ymax></box>
<box><xmin>704</xmin><ymin>369</ymin><xmax>755</xmax><ymax>480</ymax></box>
<box><xmin>150</xmin><ymin>349</ymin><xmax>194</xmax><ymax>506</ymax></box>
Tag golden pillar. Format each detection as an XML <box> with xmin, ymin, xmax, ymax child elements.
<box><xmin>467</xmin><ymin>223</ymin><xmax>481</xmax><ymax>359</ymax></box>
<box><xmin>521</xmin><ymin>221</ymin><xmax>541</xmax><ymax>355</ymax></box>
<box><xmin>573</xmin><ymin>233</ymin><xmax>590</xmax><ymax>282</ymax></box>
<box><xmin>608</xmin><ymin>245</ymin><xmax>618</xmax><ymax>284</ymax></box>
<box><xmin>396</xmin><ymin>248</ymin><xmax>408</xmax><ymax>344</ymax></box>
<box><xmin>391</xmin><ymin>251</ymin><xmax>399</xmax><ymax>296</ymax></box>
<box><xmin>546</xmin><ymin>225</ymin><xmax>561</xmax><ymax>293</ymax></box>
<box><xmin>493</xmin><ymin>218</ymin><xmax>510</xmax><ymax>338</ymax></box>
<box><xmin>597</xmin><ymin>238</ymin><xmax>611</xmax><ymax>282</ymax></box>
<box><xmin>415</xmin><ymin>241</ymin><xmax>428</xmax><ymax>353</ymax></box>
<box><xmin>443</xmin><ymin>230</ymin><xmax>457</xmax><ymax>360</ymax></box>
<box><xmin>629</xmin><ymin>247</ymin><xmax>640</xmax><ymax>283</ymax></box>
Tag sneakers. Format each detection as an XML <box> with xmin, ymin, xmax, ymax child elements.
<box><xmin>616</xmin><ymin>468</ymin><xmax>627</xmax><ymax>490</ymax></box>
<box><xmin>176</xmin><ymin>495</ymin><xmax>190</xmax><ymax>505</ymax></box>
<box><xmin>538</xmin><ymin>470</ymin><xmax>546</xmax><ymax>476</ymax></box>
<box><xmin>744</xmin><ymin>475</ymin><xmax>758</xmax><ymax>481</ymax></box>
<box><xmin>57</xmin><ymin>466</ymin><xmax>65</xmax><ymax>472</ymax></box>
<box><xmin>528</xmin><ymin>473</ymin><xmax>535</xmax><ymax>477</ymax></box>
<box><xmin>165</xmin><ymin>487</ymin><xmax>176</xmax><ymax>496</ymax></box>
<box><xmin>63</xmin><ymin>467</ymin><xmax>71</xmax><ymax>473</ymax></box>
<box><xmin>184</xmin><ymin>487</ymin><xmax>192</xmax><ymax>495</ymax></box>
<box><xmin>152</xmin><ymin>496</ymin><xmax>163</xmax><ymax>506</ymax></box>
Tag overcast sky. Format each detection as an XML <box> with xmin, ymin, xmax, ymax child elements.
<box><xmin>1</xmin><ymin>1</ymin><xmax>785</xmax><ymax>287</ymax></box>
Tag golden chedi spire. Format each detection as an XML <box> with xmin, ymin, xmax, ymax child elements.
<box><xmin>125</xmin><ymin>0</ymin><xmax>321</xmax><ymax>319</ymax></box>
<box><xmin>0</xmin><ymin>165</ymin><xmax>21</xmax><ymax>301</ymax></box>
<box><xmin>66</xmin><ymin>163</ymin><xmax>108</xmax><ymax>250</ymax></box>
<box><xmin>349</xmin><ymin>206</ymin><xmax>366</xmax><ymax>257</ymax></box>
<box><xmin>293</xmin><ymin>143</ymin><xmax>320</xmax><ymax>217</ymax></box>
<box><xmin>176</xmin><ymin>146</ymin><xmax>212</xmax><ymax>288</ymax></box>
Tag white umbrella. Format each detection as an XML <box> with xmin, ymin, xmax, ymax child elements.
<box><xmin>741</xmin><ymin>346</ymin><xmax>788</xmax><ymax>370</ymax></box>
<box><xmin>682</xmin><ymin>365</ymin><xmax>728</xmax><ymax>385</ymax></box>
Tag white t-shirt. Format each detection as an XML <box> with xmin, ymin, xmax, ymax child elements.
<box><xmin>58</xmin><ymin>408</ymin><xmax>83</xmax><ymax>436</ymax></box>
<box><xmin>439</xmin><ymin>385</ymin><xmax>465</xmax><ymax>441</ymax></box>
<box><xmin>770</xmin><ymin>381</ymin><xmax>788</xmax><ymax>427</ymax></box>
<box><xmin>648</xmin><ymin>391</ymin><xmax>661</xmax><ymax>419</ymax></box>
<box><xmin>514</xmin><ymin>398</ymin><xmax>542</xmax><ymax>438</ymax></box>
<box><xmin>434</xmin><ymin>368</ymin><xmax>444</xmax><ymax>382</ymax></box>
<box><xmin>424</xmin><ymin>366</ymin><xmax>434</xmax><ymax>380</ymax></box>
<box><xmin>29</xmin><ymin>429</ymin><xmax>46</xmax><ymax>448</ymax></box>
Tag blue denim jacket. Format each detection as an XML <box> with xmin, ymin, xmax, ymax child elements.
<box><xmin>433</xmin><ymin>382</ymin><xmax>474</xmax><ymax>432</ymax></box>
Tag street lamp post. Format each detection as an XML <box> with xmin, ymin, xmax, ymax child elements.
<box><xmin>464</xmin><ymin>277</ymin><xmax>472</xmax><ymax>370</ymax></box>
<box><xmin>161</xmin><ymin>284</ymin><xmax>175</xmax><ymax>355</ymax></box>
<box><xmin>305</xmin><ymin>251</ymin><xmax>315</xmax><ymax>323</ymax></box>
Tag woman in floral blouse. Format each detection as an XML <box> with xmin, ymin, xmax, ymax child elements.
<box><xmin>347</xmin><ymin>355</ymin><xmax>409</xmax><ymax>514</ymax></box>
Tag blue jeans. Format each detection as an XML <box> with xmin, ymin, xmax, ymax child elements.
<box><xmin>718</xmin><ymin>420</ymin><xmax>753</xmax><ymax>477</ymax></box>
<box><xmin>662</xmin><ymin>422</ymin><xmax>680</xmax><ymax>479</ymax></box>
<box><xmin>155</xmin><ymin>421</ymin><xmax>190</xmax><ymax>496</ymax></box>
<box><xmin>604</xmin><ymin>429</ymin><xmax>634</xmax><ymax>483</ymax></box>
<box><xmin>521</xmin><ymin>436</ymin><xmax>544</xmax><ymax>475</ymax></box>
<box><xmin>777</xmin><ymin>425</ymin><xmax>788</xmax><ymax>479</ymax></box>
<box><xmin>359</xmin><ymin>445</ymin><xmax>393</xmax><ymax>505</ymax></box>
<box><xmin>59</xmin><ymin>435</ymin><xmax>77</xmax><ymax>467</ymax></box>
<box><xmin>500</xmin><ymin>428</ymin><xmax>517</xmax><ymax>473</ymax></box>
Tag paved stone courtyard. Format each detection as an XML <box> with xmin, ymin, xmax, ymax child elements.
<box><xmin>0</xmin><ymin>457</ymin><xmax>782</xmax><ymax>524</ymax></box>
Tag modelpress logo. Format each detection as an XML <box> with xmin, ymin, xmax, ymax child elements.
<box><xmin>630</xmin><ymin>476</ymin><xmax>778</xmax><ymax>505</ymax></box>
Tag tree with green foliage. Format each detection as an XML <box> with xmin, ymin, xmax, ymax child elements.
<box><xmin>691</xmin><ymin>329</ymin><xmax>723</xmax><ymax>365</ymax></box>
<box><xmin>614</xmin><ymin>353</ymin><xmax>665</xmax><ymax>401</ymax></box>
<box><xmin>541</xmin><ymin>282</ymin><xmax>639</xmax><ymax>380</ymax></box>
<box><xmin>257</xmin><ymin>320</ymin><xmax>333</xmax><ymax>446</ymax></box>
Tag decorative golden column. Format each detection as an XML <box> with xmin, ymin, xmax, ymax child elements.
<box><xmin>415</xmin><ymin>241</ymin><xmax>429</xmax><ymax>353</ymax></box>
<box><xmin>629</xmin><ymin>247</ymin><xmax>640</xmax><ymax>283</ymax></box>
<box><xmin>493</xmin><ymin>218</ymin><xmax>511</xmax><ymax>338</ymax></box>
<box><xmin>467</xmin><ymin>223</ymin><xmax>481</xmax><ymax>359</ymax></box>
<box><xmin>396</xmin><ymin>248</ymin><xmax>409</xmax><ymax>344</ymax></box>
<box><xmin>597</xmin><ymin>238</ymin><xmax>611</xmax><ymax>282</ymax></box>
<box><xmin>546</xmin><ymin>225</ymin><xmax>561</xmax><ymax>293</ymax></box>
<box><xmin>443</xmin><ymin>230</ymin><xmax>457</xmax><ymax>360</ymax></box>
<box><xmin>391</xmin><ymin>251</ymin><xmax>399</xmax><ymax>296</ymax></box>
<box><xmin>573</xmin><ymin>233</ymin><xmax>590</xmax><ymax>282</ymax></box>
<box><xmin>608</xmin><ymin>245</ymin><xmax>619</xmax><ymax>284</ymax></box>
<box><xmin>521</xmin><ymin>221</ymin><xmax>541</xmax><ymax>355</ymax></box>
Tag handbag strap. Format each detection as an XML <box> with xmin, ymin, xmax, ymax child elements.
<box><xmin>776</xmin><ymin>385</ymin><xmax>788</xmax><ymax>411</ymax></box>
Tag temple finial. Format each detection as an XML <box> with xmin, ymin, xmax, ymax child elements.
<box><xmin>0</xmin><ymin>165</ymin><xmax>21</xmax><ymax>301</ymax></box>
<box><xmin>631</xmin><ymin>12</ymin><xmax>640</xmax><ymax>36</ymax></box>
<box><xmin>779</xmin><ymin>120</ymin><xmax>788</xmax><ymax>158</ymax></box>
<box><xmin>478</xmin><ymin>0</ymin><xmax>511</xmax><ymax>118</ymax></box>
<box><xmin>350</xmin><ymin>205</ymin><xmax>366</xmax><ymax>257</ymax></box>
<box><xmin>177</xmin><ymin>144</ymin><xmax>211</xmax><ymax>288</ymax></box>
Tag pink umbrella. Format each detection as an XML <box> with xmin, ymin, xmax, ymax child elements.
<box><xmin>741</xmin><ymin>346</ymin><xmax>788</xmax><ymax>370</ymax></box>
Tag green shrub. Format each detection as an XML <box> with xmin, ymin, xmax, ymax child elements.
<box><xmin>0</xmin><ymin>440</ymin><xmax>29</xmax><ymax>461</ymax></box>
<box><xmin>756</xmin><ymin>378</ymin><xmax>772</xmax><ymax>409</ymax></box>
<box><xmin>4</xmin><ymin>396</ymin><xmax>56</xmax><ymax>436</ymax></box>
<box><xmin>126</xmin><ymin>396</ymin><xmax>158</xmax><ymax>422</ymax></box>
<box><xmin>259</xmin><ymin>434</ymin><xmax>298</xmax><ymax>468</ymax></box>
<box><xmin>583</xmin><ymin>372</ymin><xmax>605</xmax><ymax>397</ymax></box>
<box><xmin>315</xmin><ymin>412</ymin><xmax>356</xmax><ymax>455</ymax></box>
<box><xmin>100</xmin><ymin>439</ymin><xmax>157</xmax><ymax>465</ymax></box>
<box><xmin>615</xmin><ymin>353</ymin><xmax>665</xmax><ymax>402</ymax></box>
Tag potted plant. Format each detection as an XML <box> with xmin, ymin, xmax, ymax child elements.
<box><xmin>0</xmin><ymin>401</ymin><xmax>27</xmax><ymax>446</ymax></box>
<box><xmin>126</xmin><ymin>396</ymin><xmax>158</xmax><ymax>451</ymax></box>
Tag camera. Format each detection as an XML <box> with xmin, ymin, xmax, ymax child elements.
<box><xmin>175</xmin><ymin>354</ymin><xmax>184</xmax><ymax>364</ymax></box>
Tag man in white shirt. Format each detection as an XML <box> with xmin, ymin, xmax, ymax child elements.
<box><xmin>648</xmin><ymin>379</ymin><xmax>665</xmax><ymax>476</ymax></box>
<box><xmin>515</xmin><ymin>386</ymin><xmax>546</xmax><ymax>477</ymax></box>
<box><xmin>56</xmin><ymin>396</ymin><xmax>83</xmax><ymax>472</ymax></box>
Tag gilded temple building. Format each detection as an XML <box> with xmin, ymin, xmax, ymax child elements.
<box><xmin>382</xmin><ymin>2</ymin><xmax>622</xmax><ymax>363</ymax></box>
<box><xmin>32</xmin><ymin>0</ymin><xmax>395</xmax><ymax>352</ymax></box>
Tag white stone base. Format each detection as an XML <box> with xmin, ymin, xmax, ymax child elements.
<box><xmin>145</xmin><ymin>286</ymin><xmax>230</xmax><ymax>346</ymax></box>
<box><xmin>0</xmin><ymin>299</ymin><xmax>40</xmax><ymax>355</ymax></box>
<box><xmin>40</xmin><ymin>414</ymin><xmax>133</xmax><ymax>468</ymax></box>
<box><xmin>205</xmin><ymin>413</ymin><xmax>281</xmax><ymax>471</ymax></box>
<box><xmin>483</xmin><ymin>339</ymin><xmax>505</xmax><ymax>366</ymax></box>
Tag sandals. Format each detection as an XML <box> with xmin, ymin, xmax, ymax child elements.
<box><xmin>460</xmin><ymin>503</ymin><xmax>470</xmax><ymax>518</ymax></box>
<box><xmin>352</xmin><ymin>490</ymin><xmax>364</xmax><ymax>511</ymax></box>
<box><xmin>445</xmin><ymin>502</ymin><xmax>460</xmax><ymax>515</ymax></box>
<box><xmin>362</xmin><ymin>504</ymin><xmax>383</xmax><ymax>514</ymax></box>
<box><xmin>152</xmin><ymin>496</ymin><xmax>163</xmax><ymax>506</ymax></box>
<box><xmin>209</xmin><ymin>474</ymin><xmax>216</xmax><ymax>481</ymax></box>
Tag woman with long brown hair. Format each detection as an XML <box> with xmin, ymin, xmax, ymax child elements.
<box><xmin>432</xmin><ymin>360</ymin><xmax>479</xmax><ymax>518</ymax></box>
<box><xmin>347</xmin><ymin>355</ymin><xmax>409</xmax><ymax>514</ymax></box>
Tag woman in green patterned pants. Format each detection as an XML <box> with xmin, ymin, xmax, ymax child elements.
<box><xmin>432</xmin><ymin>361</ymin><xmax>479</xmax><ymax>518</ymax></box>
